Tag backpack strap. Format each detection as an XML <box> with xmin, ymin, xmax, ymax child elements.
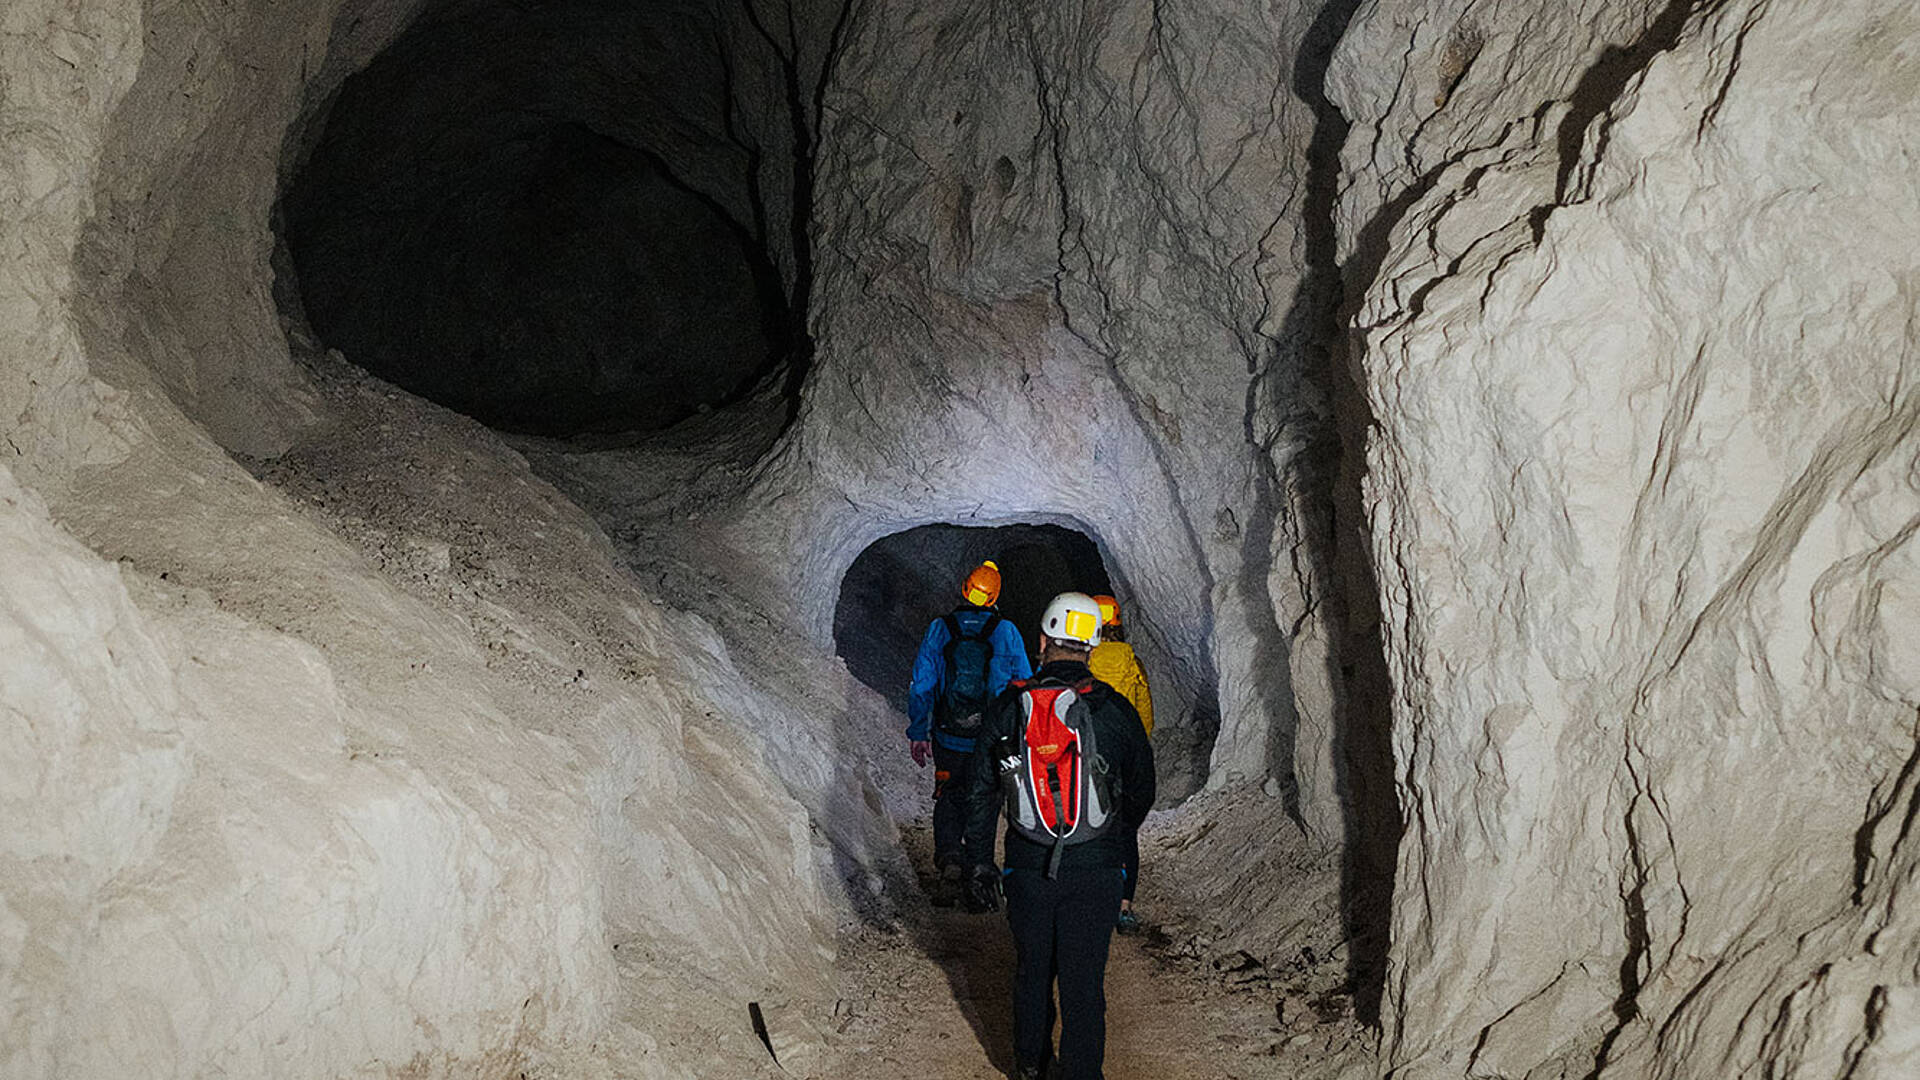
<box><xmin>1047</xmin><ymin>774</ymin><xmax>1070</xmax><ymax>879</ymax></box>
<box><xmin>939</xmin><ymin>611</ymin><xmax>969</xmax><ymax>685</ymax></box>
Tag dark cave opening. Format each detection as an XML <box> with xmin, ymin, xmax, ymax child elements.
<box><xmin>836</xmin><ymin>523</ymin><xmax>1225</xmax><ymax>803</ymax></box>
<box><xmin>279</xmin><ymin>0</ymin><xmax>842</xmax><ymax>437</ymax></box>
<box><xmin>834</xmin><ymin>524</ymin><xmax>1115</xmax><ymax>716</ymax></box>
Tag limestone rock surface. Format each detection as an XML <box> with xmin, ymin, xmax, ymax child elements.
<box><xmin>698</xmin><ymin>0</ymin><xmax>1368</xmax><ymax>830</ymax></box>
<box><xmin>1328</xmin><ymin>0</ymin><xmax>1920</xmax><ymax>1075</ymax></box>
<box><xmin>1</xmin><ymin>1</ymin><xmax>887</xmax><ymax>1075</ymax></box>
<box><xmin>21</xmin><ymin>0</ymin><xmax>1920</xmax><ymax>1074</ymax></box>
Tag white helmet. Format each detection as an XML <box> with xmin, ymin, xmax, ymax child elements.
<box><xmin>1041</xmin><ymin>591</ymin><xmax>1104</xmax><ymax>648</ymax></box>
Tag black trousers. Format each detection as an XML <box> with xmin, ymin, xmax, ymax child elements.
<box><xmin>1121</xmin><ymin>828</ymin><xmax>1139</xmax><ymax>904</ymax></box>
<box><xmin>931</xmin><ymin>743</ymin><xmax>977</xmax><ymax>868</ymax></box>
<box><xmin>1004</xmin><ymin>865</ymin><xmax>1127</xmax><ymax>1080</ymax></box>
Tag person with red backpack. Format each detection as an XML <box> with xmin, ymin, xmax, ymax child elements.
<box><xmin>961</xmin><ymin>592</ymin><xmax>1156</xmax><ymax>1080</ymax></box>
<box><xmin>906</xmin><ymin>560</ymin><xmax>1034</xmax><ymax>898</ymax></box>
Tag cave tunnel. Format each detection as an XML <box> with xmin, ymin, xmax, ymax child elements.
<box><xmin>274</xmin><ymin>0</ymin><xmax>1245</xmax><ymax>807</ymax></box>
<box><xmin>179</xmin><ymin>0</ymin><xmax>1354</xmax><ymax>1066</ymax></box>
<box><xmin>833</xmin><ymin>522</ymin><xmax>1224</xmax><ymax>803</ymax></box>
<box><xmin>6</xmin><ymin>0</ymin><xmax>1476</xmax><ymax>1062</ymax></box>
<box><xmin>279</xmin><ymin>0</ymin><xmax>797</xmax><ymax>437</ymax></box>
<box><xmin>834</xmin><ymin>523</ymin><xmax>1116</xmax><ymax>715</ymax></box>
<box><xmin>21</xmin><ymin>0</ymin><xmax>1915</xmax><ymax>1071</ymax></box>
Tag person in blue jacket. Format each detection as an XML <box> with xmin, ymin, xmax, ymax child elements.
<box><xmin>907</xmin><ymin>559</ymin><xmax>1033</xmax><ymax>898</ymax></box>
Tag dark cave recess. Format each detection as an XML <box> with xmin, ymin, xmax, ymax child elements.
<box><xmin>281</xmin><ymin>0</ymin><xmax>791</xmax><ymax>437</ymax></box>
<box><xmin>833</xmin><ymin>523</ymin><xmax>1115</xmax><ymax>714</ymax></box>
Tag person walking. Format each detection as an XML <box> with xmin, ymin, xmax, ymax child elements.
<box><xmin>906</xmin><ymin>559</ymin><xmax>1033</xmax><ymax>901</ymax></box>
<box><xmin>962</xmin><ymin>592</ymin><xmax>1155</xmax><ymax>1080</ymax></box>
<box><xmin>1087</xmin><ymin>594</ymin><xmax>1152</xmax><ymax>933</ymax></box>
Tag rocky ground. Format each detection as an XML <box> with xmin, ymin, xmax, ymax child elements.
<box><xmin>810</xmin><ymin>822</ymin><xmax>1375</xmax><ymax>1080</ymax></box>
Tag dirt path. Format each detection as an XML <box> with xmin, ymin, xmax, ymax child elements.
<box><xmin>812</xmin><ymin>826</ymin><xmax>1372</xmax><ymax>1079</ymax></box>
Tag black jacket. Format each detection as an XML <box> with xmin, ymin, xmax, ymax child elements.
<box><xmin>962</xmin><ymin>659</ymin><xmax>1156</xmax><ymax>872</ymax></box>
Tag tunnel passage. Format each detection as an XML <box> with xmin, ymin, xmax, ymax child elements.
<box><xmin>834</xmin><ymin>524</ymin><xmax>1114</xmax><ymax>715</ymax></box>
<box><xmin>280</xmin><ymin>0</ymin><xmax>803</xmax><ymax>437</ymax></box>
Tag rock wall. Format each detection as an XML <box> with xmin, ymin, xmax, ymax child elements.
<box><xmin>721</xmin><ymin>0</ymin><xmax>1367</xmax><ymax>826</ymax></box>
<box><xmin>24</xmin><ymin>0</ymin><xmax>1916</xmax><ymax>1075</ymax></box>
<box><xmin>2</xmin><ymin>1</ymin><xmax>881</xmax><ymax>1075</ymax></box>
<box><xmin>1328</xmin><ymin>0</ymin><xmax>1920</xmax><ymax>1075</ymax></box>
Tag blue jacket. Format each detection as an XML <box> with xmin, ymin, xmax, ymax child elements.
<box><xmin>906</xmin><ymin>606</ymin><xmax>1033</xmax><ymax>751</ymax></box>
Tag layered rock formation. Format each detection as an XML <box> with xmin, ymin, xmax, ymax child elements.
<box><xmin>1328</xmin><ymin>0</ymin><xmax>1920</xmax><ymax>1075</ymax></box>
<box><xmin>2</xmin><ymin>2</ymin><xmax>890</xmax><ymax>1076</ymax></box>
<box><xmin>9</xmin><ymin>0</ymin><xmax>1917</xmax><ymax>1076</ymax></box>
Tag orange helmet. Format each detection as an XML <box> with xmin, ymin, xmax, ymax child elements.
<box><xmin>961</xmin><ymin>561</ymin><xmax>1002</xmax><ymax>606</ymax></box>
<box><xmin>1091</xmin><ymin>594</ymin><xmax>1121</xmax><ymax>627</ymax></box>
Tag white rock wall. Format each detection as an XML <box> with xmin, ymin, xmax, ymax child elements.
<box><xmin>729</xmin><ymin>0</ymin><xmax>1360</xmax><ymax>822</ymax></box>
<box><xmin>27</xmin><ymin>0</ymin><xmax>1915</xmax><ymax>1075</ymax></box>
<box><xmin>1</xmin><ymin>0</ymin><xmax>143</xmax><ymax>479</ymax></box>
<box><xmin>1329</xmin><ymin>0</ymin><xmax>1920</xmax><ymax>1074</ymax></box>
<box><xmin>1</xmin><ymin>0</ymin><xmax>856</xmax><ymax>1075</ymax></box>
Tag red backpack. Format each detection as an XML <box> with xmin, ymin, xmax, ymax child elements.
<box><xmin>993</xmin><ymin>675</ymin><xmax>1118</xmax><ymax>877</ymax></box>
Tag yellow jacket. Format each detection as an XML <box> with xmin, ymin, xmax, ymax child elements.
<box><xmin>1088</xmin><ymin>641</ymin><xmax>1153</xmax><ymax>737</ymax></box>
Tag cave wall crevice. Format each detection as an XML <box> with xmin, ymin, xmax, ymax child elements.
<box><xmin>1279</xmin><ymin>0</ymin><xmax>1398</xmax><ymax>1023</ymax></box>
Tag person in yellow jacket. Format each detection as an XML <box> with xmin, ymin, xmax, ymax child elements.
<box><xmin>1088</xmin><ymin>594</ymin><xmax>1151</xmax><ymax>932</ymax></box>
<box><xmin>1087</xmin><ymin>596</ymin><xmax>1152</xmax><ymax>735</ymax></box>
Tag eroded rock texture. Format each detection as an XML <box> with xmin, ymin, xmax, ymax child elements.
<box><xmin>715</xmin><ymin>0</ymin><xmax>1369</xmax><ymax>829</ymax></box>
<box><xmin>2</xmin><ymin>2</ymin><xmax>887</xmax><ymax>1075</ymax></box>
<box><xmin>1328</xmin><ymin>0</ymin><xmax>1920</xmax><ymax>1075</ymax></box>
<box><xmin>13</xmin><ymin>0</ymin><xmax>1916</xmax><ymax>1073</ymax></box>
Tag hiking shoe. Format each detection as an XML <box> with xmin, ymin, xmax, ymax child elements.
<box><xmin>927</xmin><ymin>862</ymin><xmax>964</xmax><ymax>908</ymax></box>
<box><xmin>1115</xmin><ymin>909</ymin><xmax>1141</xmax><ymax>935</ymax></box>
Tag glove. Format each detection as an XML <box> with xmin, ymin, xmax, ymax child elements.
<box><xmin>964</xmin><ymin>865</ymin><xmax>1002</xmax><ymax>913</ymax></box>
<box><xmin>910</xmin><ymin>740</ymin><xmax>932</xmax><ymax>768</ymax></box>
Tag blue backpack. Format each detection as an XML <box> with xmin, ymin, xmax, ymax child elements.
<box><xmin>937</xmin><ymin>610</ymin><xmax>1001</xmax><ymax>736</ymax></box>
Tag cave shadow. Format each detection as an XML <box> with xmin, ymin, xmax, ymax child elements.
<box><xmin>832</xmin><ymin>522</ymin><xmax>1113</xmax><ymax>713</ymax></box>
<box><xmin>1239</xmin><ymin>457</ymin><xmax>1310</xmax><ymax>833</ymax></box>
<box><xmin>271</xmin><ymin>0</ymin><xmax>855</xmax><ymax>443</ymax></box>
<box><xmin>1276</xmin><ymin>0</ymin><xmax>1400</xmax><ymax>1027</ymax></box>
<box><xmin>895</xmin><ymin>824</ymin><xmax>1023</xmax><ymax>1075</ymax></box>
